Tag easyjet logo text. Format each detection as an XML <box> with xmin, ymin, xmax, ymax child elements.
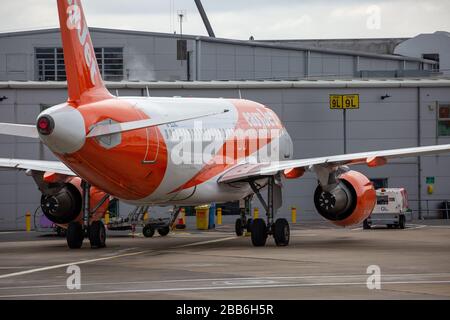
<box><xmin>66</xmin><ymin>0</ymin><xmax>97</xmax><ymax>86</ymax></box>
<box><xmin>243</xmin><ymin>110</ymin><xmax>280</xmax><ymax>128</ymax></box>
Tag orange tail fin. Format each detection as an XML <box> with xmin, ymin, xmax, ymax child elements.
<box><xmin>57</xmin><ymin>0</ymin><xmax>112</xmax><ymax>105</ymax></box>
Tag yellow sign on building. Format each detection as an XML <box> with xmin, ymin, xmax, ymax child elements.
<box><xmin>330</xmin><ymin>94</ymin><xmax>360</xmax><ymax>109</ymax></box>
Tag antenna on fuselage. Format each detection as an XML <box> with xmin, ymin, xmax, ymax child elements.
<box><xmin>146</xmin><ymin>86</ymin><xmax>151</xmax><ymax>97</ymax></box>
<box><xmin>115</xmin><ymin>89</ymin><xmax>120</xmax><ymax>97</ymax></box>
<box><xmin>238</xmin><ymin>89</ymin><xmax>242</xmax><ymax>99</ymax></box>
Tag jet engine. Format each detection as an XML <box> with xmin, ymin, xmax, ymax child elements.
<box><xmin>41</xmin><ymin>182</ymin><xmax>82</xmax><ymax>224</ymax></box>
<box><xmin>40</xmin><ymin>176</ymin><xmax>109</xmax><ymax>225</ymax></box>
<box><xmin>313</xmin><ymin>170</ymin><xmax>376</xmax><ymax>227</ymax></box>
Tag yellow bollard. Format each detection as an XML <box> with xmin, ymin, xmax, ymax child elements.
<box><xmin>253</xmin><ymin>207</ymin><xmax>259</xmax><ymax>219</ymax></box>
<box><xmin>217</xmin><ymin>207</ymin><xmax>222</xmax><ymax>225</ymax></box>
<box><xmin>181</xmin><ymin>208</ymin><xmax>186</xmax><ymax>225</ymax></box>
<box><xmin>25</xmin><ymin>211</ymin><xmax>31</xmax><ymax>232</ymax></box>
<box><xmin>291</xmin><ymin>207</ymin><xmax>297</xmax><ymax>224</ymax></box>
<box><xmin>104</xmin><ymin>211</ymin><xmax>110</xmax><ymax>225</ymax></box>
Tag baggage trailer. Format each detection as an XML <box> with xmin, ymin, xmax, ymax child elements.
<box><xmin>107</xmin><ymin>205</ymin><xmax>176</xmax><ymax>237</ymax></box>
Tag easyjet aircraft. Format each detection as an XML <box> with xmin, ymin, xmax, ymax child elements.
<box><xmin>1</xmin><ymin>0</ymin><xmax>450</xmax><ymax>249</ymax></box>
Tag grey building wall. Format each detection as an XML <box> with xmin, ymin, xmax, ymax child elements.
<box><xmin>0</xmin><ymin>80</ymin><xmax>449</xmax><ymax>230</ymax></box>
<box><xmin>262</xmin><ymin>38</ymin><xmax>409</xmax><ymax>55</ymax></box>
<box><xmin>0</xmin><ymin>28</ymin><xmax>435</xmax><ymax>83</ymax></box>
<box><xmin>395</xmin><ymin>31</ymin><xmax>450</xmax><ymax>76</ymax></box>
<box><xmin>0</xmin><ymin>29</ymin><xmax>192</xmax><ymax>82</ymax></box>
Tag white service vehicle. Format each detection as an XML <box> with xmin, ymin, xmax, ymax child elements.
<box><xmin>363</xmin><ymin>188</ymin><xmax>409</xmax><ymax>229</ymax></box>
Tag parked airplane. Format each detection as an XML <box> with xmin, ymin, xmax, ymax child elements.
<box><xmin>1</xmin><ymin>0</ymin><xmax>449</xmax><ymax>249</ymax></box>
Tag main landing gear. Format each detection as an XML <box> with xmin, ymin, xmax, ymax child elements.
<box><xmin>66</xmin><ymin>182</ymin><xmax>109</xmax><ymax>249</ymax></box>
<box><xmin>235</xmin><ymin>196</ymin><xmax>253</xmax><ymax>236</ymax></box>
<box><xmin>235</xmin><ymin>176</ymin><xmax>290</xmax><ymax>247</ymax></box>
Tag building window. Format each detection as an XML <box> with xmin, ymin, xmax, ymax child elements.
<box><xmin>36</xmin><ymin>48</ymin><xmax>66</xmax><ymax>81</ymax></box>
<box><xmin>422</xmin><ymin>53</ymin><xmax>440</xmax><ymax>71</ymax></box>
<box><xmin>438</xmin><ymin>103</ymin><xmax>450</xmax><ymax>137</ymax></box>
<box><xmin>35</xmin><ymin>47</ymin><xmax>124</xmax><ymax>82</ymax></box>
<box><xmin>370</xmin><ymin>178</ymin><xmax>388</xmax><ymax>190</ymax></box>
<box><xmin>94</xmin><ymin>47</ymin><xmax>124</xmax><ymax>81</ymax></box>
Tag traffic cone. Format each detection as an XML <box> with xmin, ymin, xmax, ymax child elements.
<box><xmin>176</xmin><ymin>208</ymin><xmax>186</xmax><ymax>230</ymax></box>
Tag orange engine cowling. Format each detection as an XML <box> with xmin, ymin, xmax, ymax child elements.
<box><xmin>40</xmin><ymin>176</ymin><xmax>109</xmax><ymax>225</ymax></box>
<box><xmin>313</xmin><ymin>170</ymin><xmax>376</xmax><ymax>227</ymax></box>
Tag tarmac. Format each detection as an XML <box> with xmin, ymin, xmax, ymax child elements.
<box><xmin>0</xmin><ymin>218</ymin><xmax>449</xmax><ymax>300</ymax></box>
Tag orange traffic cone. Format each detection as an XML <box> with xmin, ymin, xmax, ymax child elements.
<box><xmin>176</xmin><ymin>208</ymin><xmax>186</xmax><ymax>230</ymax></box>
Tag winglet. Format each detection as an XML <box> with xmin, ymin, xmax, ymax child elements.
<box><xmin>57</xmin><ymin>0</ymin><xmax>112</xmax><ymax>105</ymax></box>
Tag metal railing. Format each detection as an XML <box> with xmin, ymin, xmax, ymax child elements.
<box><xmin>408</xmin><ymin>199</ymin><xmax>450</xmax><ymax>220</ymax></box>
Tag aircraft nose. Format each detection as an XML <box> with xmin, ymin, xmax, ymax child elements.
<box><xmin>37</xmin><ymin>104</ymin><xmax>86</xmax><ymax>154</ymax></box>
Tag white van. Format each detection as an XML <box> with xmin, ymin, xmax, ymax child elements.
<box><xmin>364</xmin><ymin>188</ymin><xmax>409</xmax><ymax>229</ymax></box>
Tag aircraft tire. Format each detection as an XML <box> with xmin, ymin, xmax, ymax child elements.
<box><xmin>235</xmin><ymin>218</ymin><xmax>244</xmax><ymax>236</ymax></box>
<box><xmin>273</xmin><ymin>218</ymin><xmax>290</xmax><ymax>247</ymax></box>
<box><xmin>67</xmin><ymin>222</ymin><xmax>84</xmax><ymax>249</ymax></box>
<box><xmin>89</xmin><ymin>220</ymin><xmax>106</xmax><ymax>248</ymax></box>
<box><xmin>246</xmin><ymin>218</ymin><xmax>253</xmax><ymax>233</ymax></box>
<box><xmin>251</xmin><ymin>218</ymin><xmax>267</xmax><ymax>247</ymax></box>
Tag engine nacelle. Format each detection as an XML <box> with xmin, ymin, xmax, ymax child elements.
<box><xmin>40</xmin><ymin>177</ymin><xmax>109</xmax><ymax>225</ymax></box>
<box><xmin>314</xmin><ymin>170</ymin><xmax>376</xmax><ymax>227</ymax></box>
<box><xmin>41</xmin><ymin>182</ymin><xmax>81</xmax><ymax>224</ymax></box>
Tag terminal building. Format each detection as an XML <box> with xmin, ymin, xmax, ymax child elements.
<box><xmin>0</xmin><ymin>28</ymin><xmax>449</xmax><ymax>230</ymax></box>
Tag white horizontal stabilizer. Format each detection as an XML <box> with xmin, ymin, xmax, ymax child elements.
<box><xmin>0</xmin><ymin>123</ymin><xmax>39</xmax><ymax>138</ymax></box>
<box><xmin>0</xmin><ymin>158</ymin><xmax>75</xmax><ymax>176</ymax></box>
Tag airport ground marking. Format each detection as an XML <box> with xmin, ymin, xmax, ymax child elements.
<box><xmin>172</xmin><ymin>236</ymin><xmax>237</xmax><ymax>248</ymax></box>
<box><xmin>1</xmin><ymin>272</ymin><xmax>449</xmax><ymax>291</ymax></box>
<box><xmin>0</xmin><ymin>236</ymin><xmax>236</xmax><ymax>280</ymax></box>
<box><xmin>0</xmin><ymin>280</ymin><xmax>450</xmax><ymax>299</ymax></box>
<box><xmin>0</xmin><ymin>250</ymin><xmax>149</xmax><ymax>280</ymax></box>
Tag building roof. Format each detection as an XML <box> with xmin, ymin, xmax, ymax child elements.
<box><xmin>0</xmin><ymin>27</ymin><xmax>437</xmax><ymax>65</ymax></box>
<box><xmin>1</xmin><ymin>78</ymin><xmax>450</xmax><ymax>90</ymax></box>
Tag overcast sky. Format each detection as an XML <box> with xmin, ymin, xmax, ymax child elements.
<box><xmin>1</xmin><ymin>0</ymin><xmax>449</xmax><ymax>39</ymax></box>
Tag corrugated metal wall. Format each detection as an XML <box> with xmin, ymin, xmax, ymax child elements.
<box><xmin>0</xmin><ymin>83</ymin><xmax>449</xmax><ymax>230</ymax></box>
<box><xmin>0</xmin><ymin>29</ymin><xmax>433</xmax><ymax>83</ymax></box>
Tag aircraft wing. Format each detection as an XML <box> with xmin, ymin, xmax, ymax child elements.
<box><xmin>0</xmin><ymin>158</ymin><xmax>75</xmax><ymax>176</ymax></box>
<box><xmin>218</xmin><ymin>144</ymin><xmax>450</xmax><ymax>184</ymax></box>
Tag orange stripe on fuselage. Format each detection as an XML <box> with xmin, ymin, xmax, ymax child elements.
<box><xmin>169</xmin><ymin>99</ymin><xmax>283</xmax><ymax>193</ymax></box>
<box><xmin>59</xmin><ymin>98</ymin><xmax>168</xmax><ymax>200</ymax></box>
